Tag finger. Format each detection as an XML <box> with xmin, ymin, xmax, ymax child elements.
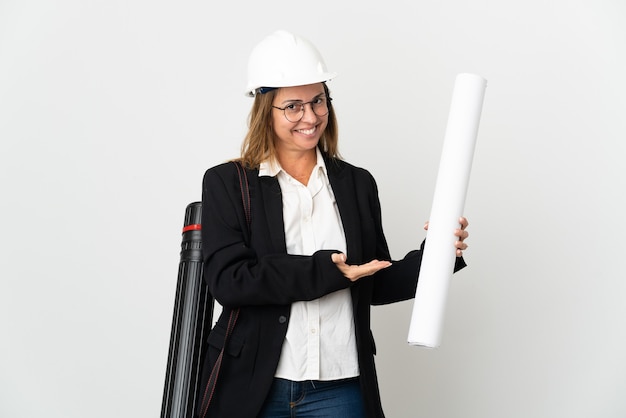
<box><xmin>455</xmin><ymin>242</ymin><xmax>467</xmax><ymax>257</ymax></box>
<box><xmin>331</xmin><ymin>253</ymin><xmax>347</xmax><ymax>265</ymax></box>
<box><xmin>459</xmin><ymin>217</ymin><xmax>469</xmax><ymax>229</ymax></box>
<box><xmin>424</xmin><ymin>221</ymin><xmax>429</xmax><ymax>231</ymax></box>
<box><xmin>454</xmin><ymin>229</ymin><xmax>469</xmax><ymax>240</ymax></box>
<box><xmin>367</xmin><ymin>259</ymin><xmax>392</xmax><ymax>269</ymax></box>
<box><xmin>358</xmin><ymin>260</ymin><xmax>392</xmax><ymax>276</ymax></box>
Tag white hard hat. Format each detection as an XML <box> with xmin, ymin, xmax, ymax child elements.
<box><xmin>245</xmin><ymin>30</ymin><xmax>337</xmax><ymax>97</ymax></box>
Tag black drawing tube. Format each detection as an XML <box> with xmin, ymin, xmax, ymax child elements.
<box><xmin>161</xmin><ymin>202</ymin><xmax>213</xmax><ymax>418</ymax></box>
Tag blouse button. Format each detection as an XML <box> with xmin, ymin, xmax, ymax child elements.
<box><xmin>278</xmin><ymin>315</ymin><xmax>287</xmax><ymax>324</ymax></box>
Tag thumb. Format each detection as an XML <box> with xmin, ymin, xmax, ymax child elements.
<box><xmin>331</xmin><ymin>253</ymin><xmax>347</xmax><ymax>264</ymax></box>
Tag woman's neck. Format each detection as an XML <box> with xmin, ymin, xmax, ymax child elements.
<box><xmin>276</xmin><ymin>149</ymin><xmax>317</xmax><ymax>186</ymax></box>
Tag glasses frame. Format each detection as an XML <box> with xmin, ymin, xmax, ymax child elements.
<box><xmin>271</xmin><ymin>96</ymin><xmax>332</xmax><ymax>123</ymax></box>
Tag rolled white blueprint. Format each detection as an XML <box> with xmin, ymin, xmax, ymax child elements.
<box><xmin>407</xmin><ymin>73</ymin><xmax>487</xmax><ymax>348</ymax></box>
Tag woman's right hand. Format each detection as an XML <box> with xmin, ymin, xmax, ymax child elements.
<box><xmin>331</xmin><ymin>253</ymin><xmax>392</xmax><ymax>282</ymax></box>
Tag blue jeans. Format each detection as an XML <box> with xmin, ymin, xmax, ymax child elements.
<box><xmin>257</xmin><ymin>377</ymin><xmax>366</xmax><ymax>418</ymax></box>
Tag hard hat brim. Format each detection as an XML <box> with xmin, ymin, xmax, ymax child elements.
<box><xmin>245</xmin><ymin>72</ymin><xmax>338</xmax><ymax>97</ymax></box>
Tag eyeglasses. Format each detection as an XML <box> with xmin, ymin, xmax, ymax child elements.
<box><xmin>272</xmin><ymin>96</ymin><xmax>332</xmax><ymax>122</ymax></box>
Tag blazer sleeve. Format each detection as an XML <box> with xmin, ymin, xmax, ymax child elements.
<box><xmin>201</xmin><ymin>164</ymin><xmax>351</xmax><ymax>308</ymax></box>
<box><xmin>371</xmin><ymin>245</ymin><xmax>466</xmax><ymax>305</ymax></box>
<box><xmin>361</xmin><ymin>170</ymin><xmax>466</xmax><ymax>305</ymax></box>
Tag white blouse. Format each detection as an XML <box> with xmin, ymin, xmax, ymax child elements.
<box><xmin>259</xmin><ymin>148</ymin><xmax>359</xmax><ymax>381</ymax></box>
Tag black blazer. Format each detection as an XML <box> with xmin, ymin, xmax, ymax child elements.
<box><xmin>198</xmin><ymin>154</ymin><xmax>465</xmax><ymax>417</ymax></box>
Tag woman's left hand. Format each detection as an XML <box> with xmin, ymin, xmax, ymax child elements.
<box><xmin>424</xmin><ymin>216</ymin><xmax>470</xmax><ymax>257</ymax></box>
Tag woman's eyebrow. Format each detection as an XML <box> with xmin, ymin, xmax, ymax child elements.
<box><xmin>279</xmin><ymin>93</ymin><xmax>325</xmax><ymax>105</ymax></box>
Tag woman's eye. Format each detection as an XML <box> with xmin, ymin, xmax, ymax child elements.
<box><xmin>286</xmin><ymin>103</ymin><xmax>300</xmax><ymax>111</ymax></box>
<box><xmin>313</xmin><ymin>98</ymin><xmax>324</xmax><ymax>105</ymax></box>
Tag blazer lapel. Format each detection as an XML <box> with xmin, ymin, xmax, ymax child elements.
<box><xmin>325</xmin><ymin>158</ymin><xmax>365</xmax><ymax>309</ymax></box>
<box><xmin>325</xmin><ymin>158</ymin><xmax>364</xmax><ymax>264</ymax></box>
<box><xmin>258</xmin><ymin>175</ymin><xmax>287</xmax><ymax>253</ymax></box>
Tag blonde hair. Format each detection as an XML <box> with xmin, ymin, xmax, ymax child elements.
<box><xmin>239</xmin><ymin>83</ymin><xmax>340</xmax><ymax>168</ymax></box>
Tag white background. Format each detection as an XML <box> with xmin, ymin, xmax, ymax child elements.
<box><xmin>1</xmin><ymin>1</ymin><xmax>625</xmax><ymax>417</ymax></box>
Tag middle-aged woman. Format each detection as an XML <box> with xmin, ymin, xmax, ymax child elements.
<box><xmin>197</xmin><ymin>30</ymin><xmax>469</xmax><ymax>418</ymax></box>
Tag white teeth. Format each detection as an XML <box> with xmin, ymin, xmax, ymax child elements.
<box><xmin>297</xmin><ymin>127</ymin><xmax>316</xmax><ymax>135</ymax></box>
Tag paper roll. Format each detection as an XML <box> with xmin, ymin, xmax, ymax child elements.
<box><xmin>407</xmin><ymin>73</ymin><xmax>486</xmax><ymax>348</ymax></box>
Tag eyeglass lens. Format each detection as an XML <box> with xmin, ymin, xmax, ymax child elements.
<box><xmin>283</xmin><ymin>98</ymin><xmax>329</xmax><ymax>122</ymax></box>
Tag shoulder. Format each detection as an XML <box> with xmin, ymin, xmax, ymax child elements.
<box><xmin>324</xmin><ymin>155</ymin><xmax>378</xmax><ymax>188</ymax></box>
<box><xmin>204</xmin><ymin>161</ymin><xmax>237</xmax><ymax>178</ymax></box>
<box><xmin>323</xmin><ymin>154</ymin><xmax>374</xmax><ymax>177</ymax></box>
<box><xmin>203</xmin><ymin>161</ymin><xmax>259</xmax><ymax>184</ymax></box>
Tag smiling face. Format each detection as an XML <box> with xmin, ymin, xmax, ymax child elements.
<box><xmin>271</xmin><ymin>83</ymin><xmax>328</xmax><ymax>158</ymax></box>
